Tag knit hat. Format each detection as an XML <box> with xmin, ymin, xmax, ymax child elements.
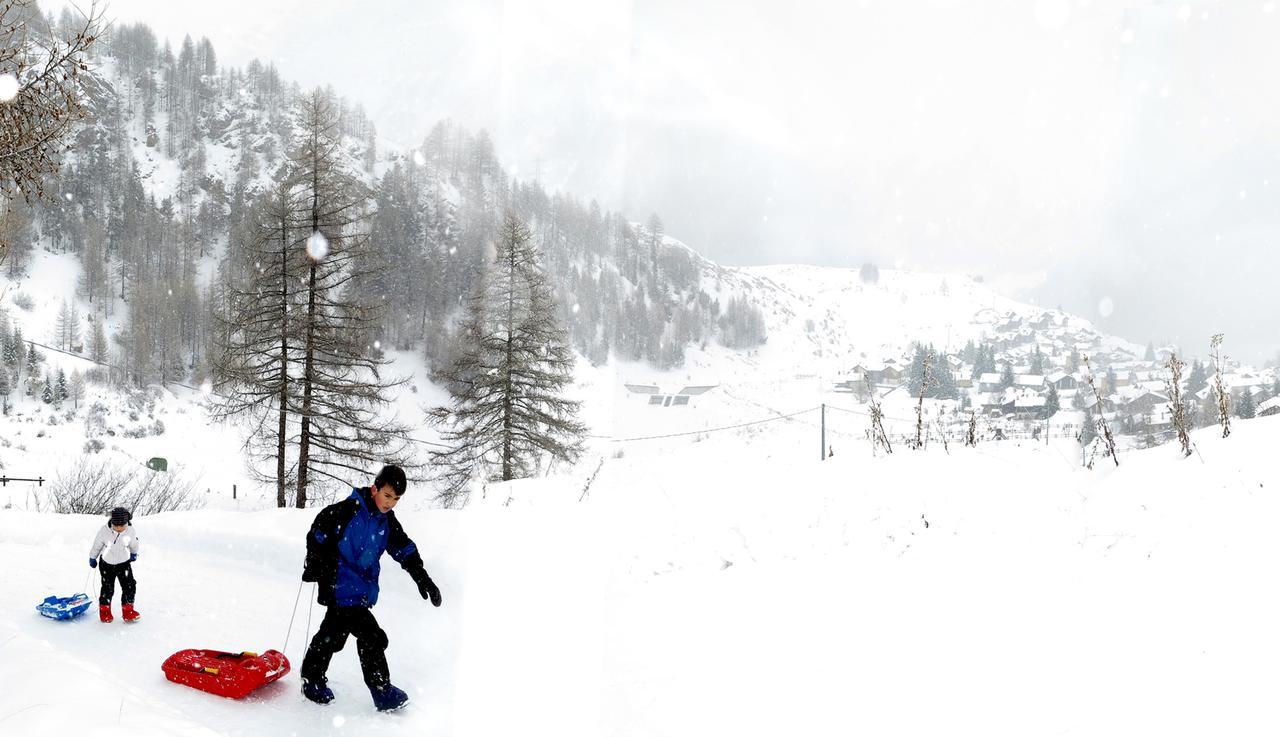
<box><xmin>109</xmin><ymin>507</ymin><xmax>132</xmax><ymax>526</ymax></box>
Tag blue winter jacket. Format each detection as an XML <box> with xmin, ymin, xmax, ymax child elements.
<box><xmin>301</xmin><ymin>487</ymin><xmax>426</xmax><ymax>607</ymax></box>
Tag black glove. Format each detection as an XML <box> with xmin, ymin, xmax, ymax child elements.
<box><xmin>89</xmin><ymin>557</ymin><xmax>97</xmax><ymax>568</ymax></box>
<box><xmin>129</xmin><ymin>553</ymin><xmax>137</xmax><ymax>563</ymax></box>
<box><xmin>416</xmin><ymin>574</ymin><xmax>442</xmax><ymax>607</ymax></box>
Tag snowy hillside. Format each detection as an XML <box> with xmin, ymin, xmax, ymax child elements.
<box><xmin>3</xmin><ymin>241</ymin><xmax>1273</xmax><ymax>506</ymax></box>
<box><xmin>3</xmin><ymin>411</ymin><xmax>1279</xmax><ymax>736</ymax></box>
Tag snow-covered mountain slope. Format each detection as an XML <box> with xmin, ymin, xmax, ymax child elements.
<box><xmin>2</xmin><ymin>238</ymin><xmax>1268</xmax><ymax>506</ymax></box>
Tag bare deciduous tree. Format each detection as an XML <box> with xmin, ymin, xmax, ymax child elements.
<box><xmin>0</xmin><ymin>0</ymin><xmax>102</xmax><ymax>267</ymax></box>
<box><xmin>866</xmin><ymin>373</ymin><xmax>892</xmax><ymax>455</ymax></box>
<box><xmin>1210</xmin><ymin>334</ymin><xmax>1231</xmax><ymax>439</ymax></box>
<box><xmin>1081</xmin><ymin>356</ymin><xmax>1119</xmax><ymax>467</ymax></box>
<box><xmin>1165</xmin><ymin>352</ymin><xmax>1192</xmax><ymax>457</ymax></box>
<box><xmin>913</xmin><ymin>358</ymin><xmax>933</xmax><ymax>450</ymax></box>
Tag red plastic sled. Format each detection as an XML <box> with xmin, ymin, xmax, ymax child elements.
<box><xmin>162</xmin><ymin>649</ymin><xmax>291</xmax><ymax>699</ymax></box>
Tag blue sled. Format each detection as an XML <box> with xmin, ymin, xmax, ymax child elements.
<box><xmin>37</xmin><ymin>593</ymin><xmax>93</xmax><ymax>620</ymax></box>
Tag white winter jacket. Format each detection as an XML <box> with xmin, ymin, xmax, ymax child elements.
<box><xmin>89</xmin><ymin>524</ymin><xmax>140</xmax><ymax>566</ymax></box>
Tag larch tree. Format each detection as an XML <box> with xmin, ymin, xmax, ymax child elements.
<box><xmin>288</xmin><ymin>88</ymin><xmax>412</xmax><ymax>507</ymax></box>
<box><xmin>212</xmin><ymin>177</ymin><xmax>304</xmax><ymax>507</ymax></box>
<box><xmin>429</xmin><ymin>212</ymin><xmax>587</xmax><ymax>507</ymax></box>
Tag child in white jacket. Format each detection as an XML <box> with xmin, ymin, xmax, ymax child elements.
<box><xmin>89</xmin><ymin>506</ymin><xmax>141</xmax><ymax>623</ymax></box>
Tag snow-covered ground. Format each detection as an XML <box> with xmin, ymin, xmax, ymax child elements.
<box><xmin>6</xmin><ymin>236</ymin><xmax>1280</xmax><ymax>735</ymax></box>
<box><xmin>3</xmin><ymin>414</ymin><xmax>1279</xmax><ymax>736</ymax></box>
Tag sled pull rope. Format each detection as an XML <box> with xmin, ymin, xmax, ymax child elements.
<box><xmin>282</xmin><ymin>579</ymin><xmax>305</xmax><ymax>656</ymax></box>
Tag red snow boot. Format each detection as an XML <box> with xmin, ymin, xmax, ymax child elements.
<box><xmin>99</xmin><ymin>605</ymin><xmax>113</xmax><ymax>623</ymax></box>
<box><xmin>122</xmin><ymin>604</ymin><xmax>141</xmax><ymax>623</ymax></box>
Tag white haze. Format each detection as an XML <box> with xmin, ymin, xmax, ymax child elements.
<box><xmin>61</xmin><ymin>0</ymin><xmax>1280</xmax><ymax>364</ymax></box>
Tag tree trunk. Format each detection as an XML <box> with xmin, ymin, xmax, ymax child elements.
<box><xmin>502</xmin><ymin>239</ymin><xmax>515</xmax><ymax>481</ymax></box>
<box><xmin>296</xmin><ymin>262</ymin><xmax>317</xmax><ymax>508</ymax></box>
<box><xmin>277</xmin><ymin>220</ymin><xmax>290</xmax><ymax>508</ymax></box>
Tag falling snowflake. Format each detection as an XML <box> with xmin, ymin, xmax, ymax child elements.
<box><xmin>306</xmin><ymin>231</ymin><xmax>330</xmax><ymax>261</ymax></box>
<box><xmin>374</xmin><ymin>340</ymin><xmax>381</xmax><ymax>350</ymax></box>
<box><xmin>332</xmin><ymin>715</ymin><xmax>346</xmax><ymax>728</ymax></box>
<box><xmin>448</xmin><ymin>246</ymin><xmax>457</xmax><ymax>255</ymax></box>
<box><xmin>1098</xmin><ymin>297</ymin><xmax>1114</xmax><ymax>318</ymax></box>
<box><xmin>571</xmin><ymin>303</ymin><xmax>580</xmax><ymax>314</ymax></box>
<box><xmin>0</xmin><ymin>73</ymin><xmax>18</xmax><ymax>102</ymax></box>
<box><xmin>413</xmin><ymin>150</ymin><xmax>426</xmax><ymax>166</ymax></box>
<box><xmin>200</xmin><ymin>379</ymin><xmax>213</xmax><ymax>397</ymax></box>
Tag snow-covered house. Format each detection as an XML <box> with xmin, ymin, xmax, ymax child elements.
<box><xmin>1046</xmin><ymin>371</ymin><xmax>1078</xmax><ymax>391</ymax></box>
<box><xmin>1121</xmin><ymin>390</ymin><xmax>1169</xmax><ymax>417</ymax></box>
<box><xmin>1014</xmin><ymin>374</ymin><xmax>1045</xmax><ymax>391</ymax></box>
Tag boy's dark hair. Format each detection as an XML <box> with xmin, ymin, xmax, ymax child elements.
<box><xmin>373</xmin><ymin>465</ymin><xmax>407</xmax><ymax>496</ymax></box>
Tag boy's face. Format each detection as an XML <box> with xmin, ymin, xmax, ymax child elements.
<box><xmin>111</xmin><ymin>523</ymin><xmax>127</xmax><ymax>532</ymax></box>
<box><xmin>372</xmin><ymin>484</ymin><xmax>401</xmax><ymax>514</ymax></box>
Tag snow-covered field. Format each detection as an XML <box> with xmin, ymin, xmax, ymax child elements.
<box><xmin>3</xmin><ymin>414</ymin><xmax>1279</xmax><ymax>736</ymax></box>
<box><xmin>6</xmin><ymin>244</ymin><xmax>1280</xmax><ymax>735</ymax></box>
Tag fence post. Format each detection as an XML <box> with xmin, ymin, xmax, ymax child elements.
<box><xmin>821</xmin><ymin>404</ymin><xmax>826</xmax><ymax>461</ymax></box>
<box><xmin>233</xmin><ymin>484</ymin><xmax>237</xmax><ymax>500</ymax></box>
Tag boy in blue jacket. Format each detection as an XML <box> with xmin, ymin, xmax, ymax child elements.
<box><xmin>300</xmin><ymin>465</ymin><xmax>442</xmax><ymax>712</ymax></box>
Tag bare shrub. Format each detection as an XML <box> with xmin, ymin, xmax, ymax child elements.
<box><xmin>35</xmin><ymin>458</ymin><xmax>203</xmax><ymax>515</ymax></box>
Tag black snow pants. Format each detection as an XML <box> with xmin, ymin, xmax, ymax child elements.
<box><xmin>98</xmin><ymin>561</ymin><xmax>137</xmax><ymax>606</ymax></box>
<box><xmin>300</xmin><ymin>606</ymin><xmax>390</xmax><ymax>690</ymax></box>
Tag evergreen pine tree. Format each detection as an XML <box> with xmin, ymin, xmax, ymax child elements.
<box><xmin>1237</xmin><ymin>390</ymin><xmax>1256</xmax><ymax>419</ymax></box>
<box><xmin>1045</xmin><ymin>385</ymin><xmax>1060</xmax><ymax>417</ymax></box>
<box><xmin>1000</xmin><ymin>362</ymin><xmax>1014</xmax><ymax>390</ymax></box>
<box><xmin>930</xmin><ymin>349</ymin><xmax>957</xmax><ymax>399</ymax></box>
<box><xmin>907</xmin><ymin>344</ymin><xmax>927</xmax><ymax>396</ymax></box>
<box><xmin>1187</xmin><ymin>360</ymin><xmax>1208</xmax><ymax>394</ymax></box>
<box><xmin>55</xmin><ymin>368</ymin><xmax>68</xmax><ymax>405</ymax></box>
<box><xmin>89</xmin><ymin>315</ymin><xmax>109</xmax><ymax>364</ymax></box>
<box><xmin>429</xmin><ymin>212</ymin><xmax>587</xmax><ymax>507</ymax></box>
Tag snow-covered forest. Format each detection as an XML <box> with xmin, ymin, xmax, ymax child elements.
<box><xmin>4</xmin><ymin>16</ymin><xmax>764</xmax><ymax>384</ymax></box>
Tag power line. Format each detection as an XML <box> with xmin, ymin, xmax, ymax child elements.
<box><xmin>589</xmin><ymin>406</ymin><xmax>821</xmax><ymax>443</ymax></box>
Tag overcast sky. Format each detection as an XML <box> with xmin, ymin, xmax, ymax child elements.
<box><xmin>72</xmin><ymin>0</ymin><xmax>1280</xmax><ymax>364</ymax></box>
